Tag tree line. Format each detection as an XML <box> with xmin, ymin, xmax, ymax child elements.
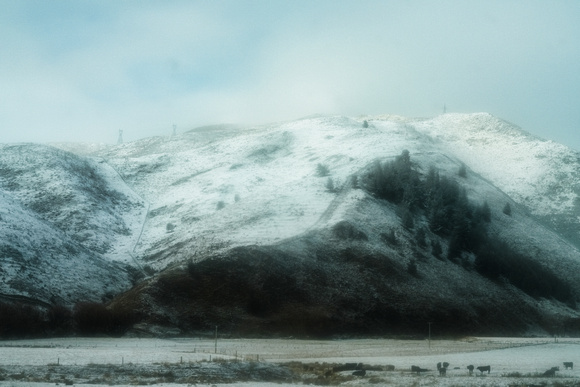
<box><xmin>363</xmin><ymin>150</ymin><xmax>574</xmax><ymax>305</ymax></box>
<box><xmin>0</xmin><ymin>301</ymin><xmax>136</xmax><ymax>339</ymax></box>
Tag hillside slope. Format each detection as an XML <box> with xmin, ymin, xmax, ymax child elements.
<box><xmin>99</xmin><ymin>114</ymin><xmax>580</xmax><ymax>336</ymax></box>
<box><xmin>411</xmin><ymin>113</ymin><xmax>580</xmax><ymax>246</ymax></box>
<box><xmin>0</xmin><ymin>144</ymin><xmax>146</xmax><ymax>305</ymax></box>
<box><xmin>92</xmin><ymin>114</ymin><xmax>580</xmax><ymax>269</ymax></box>
<box><xmin>2</xmin><ymin>113</ymin><xmax>580</xmax><ymax>336</ymax></box>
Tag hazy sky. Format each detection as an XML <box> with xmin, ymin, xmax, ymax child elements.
<box><xmin>1</xmin><ymin>1</ymin><xmax>579</xmax><ymax>149</ymax></box>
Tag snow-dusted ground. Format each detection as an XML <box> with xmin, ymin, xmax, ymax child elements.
<box><xmin>412</xmin><ymin>113</ymin><xmax>580</xmax><ymax>216</ymax></box>
<box><xmin>0</xmin><ymin>144</ymin><xmax>145</xmax><ymax>304</ymax></box>
<box><xmin>87</xmin><ymin>113</ymin><xmax>580</xmax><ymax>272</ymax></box>
<box><xmin>0</xmin><ymin>337</ymin><xmax>579</xmax><ymax>386</ymax></box>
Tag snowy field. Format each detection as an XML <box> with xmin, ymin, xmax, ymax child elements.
<box><xmin>0</xmin><ymin>337</ymin><xmax>579</xmax><ymax>386</ymax></box>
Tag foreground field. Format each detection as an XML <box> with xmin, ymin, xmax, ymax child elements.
<box><xmin>0</xmin><ymin>337</ymin><xmax>579</xmax><ymax>386</ymax></box>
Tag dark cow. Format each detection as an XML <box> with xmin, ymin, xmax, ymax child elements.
<box><xmin>467</xmin><ymin>365</ymin><xmax>474</xmax><ymax>375</ymax></box>
<box><xmin>542</xmin><ymin>367</ymin><xmax>559</xmax><ymax>377</ymax></box>
<box><xmin>411</xmin><ymin>365</ymin><xmax>428</xmax><ymax>374</ymax></box>
<box><xmin>477</xmin><ymin>365</ymin><xmax>491</xmax><ymax>374</ymax></box>
<box><xmin>564</xmin><ymin>362</ymin><xmax>573</xmax><ymax>370</ymax></box>
<box><xmin>437</xmin><ymin>362</ymin><xmax>449</xmax><ymax>376</ymax></box>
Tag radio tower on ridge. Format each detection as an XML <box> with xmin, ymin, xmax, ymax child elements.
<box><xmin>117</xmin><ymin>129</ymin><xmax>123</xmax><ymax>145</ymax></box>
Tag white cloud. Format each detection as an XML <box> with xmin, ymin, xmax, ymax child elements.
<box><xmin>0</xmin><ymin>1</ymin><xmax>579</xmax><ymax>150</ymax></box>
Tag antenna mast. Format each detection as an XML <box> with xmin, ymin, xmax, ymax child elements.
<box><xmin>117</xmin><ymin>129</ymin><xmax>123</xmax><ymax>145</ymax></box>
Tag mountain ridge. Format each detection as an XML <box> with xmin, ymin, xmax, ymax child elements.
<box><xmin>2</xmin><ymin>112</ymin><xmax>580</xmax><ymax>336</ymax></box>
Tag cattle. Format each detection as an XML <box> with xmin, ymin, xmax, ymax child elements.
<box><xmin>411</xmin><ymin>365</ymin><xmax>428</xmax><ymax>374</ymax></box>
<box><xmin>437</xmin><ymin>362</ymin><xmax>449</xmax><ymax>376</ymax></box>
<box><xmin>542</xmin><ymin>367</ymin><xmax>558</xmax><ymax>377</ymax></box>
<box><xmin>477</xmin><ymin>365</ymin><xmax>491</xmax><ymax>374</ymax></box>
<box><xmin>467</xmin><ymin>365</ymin><xmax>474</xmax><ymax>375</ymax></box>
<box><xmin>564</xmin><ymin>362</ymin><xmax>574</xmax><ymax>370</ymax></box>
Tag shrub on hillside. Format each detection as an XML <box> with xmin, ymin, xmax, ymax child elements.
<box><xmin>332</xmin><ymin>221</ymin><xmax>368</xmax><ymax>240</ymax></box>
<box><xmin>381</xmin><ymin>229</ymin><xmax>398</xmax><ymax>246</ymax></box>
<box><xmin>458</xmin><ymin>163</ymin><xmax>467</xmax><ymax>178</ymax></box>
<box><xmin>431</xmin><ymin>240</ymin><xmax>443</xmax><ymax>259</ymax></box>
<box><xmin>503</xmin><ymin>202</ymin><xmax>512</xmax><ymax>216</ymax></box>
<box><xmin>415</xmin><ymin>227</ymin><xmax>427</xmax><ymax>248</ymax></box>
<box><xmin>325</xmin><ymin>177</ymin><xmax>336</xmax><ymax>192</ymax></box>
<box><xmin>316</xmin><ymin>163</ymin><xmax>330</xmax><ymax>177</ymax></box>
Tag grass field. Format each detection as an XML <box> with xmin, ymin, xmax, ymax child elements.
<box><xmin>0</xmin><ymin>337</ymin><xmax>579</xmax><ymax>386</ymax></box>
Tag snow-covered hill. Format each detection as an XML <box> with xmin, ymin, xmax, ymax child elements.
<box><xmin>2</xmin><ymin>113</ymin><xmax>580</xmax><ymax>335</ymax></box>
<box><xmin>86</xmin><ymin>114</ymin><xmax>580</xmax><ymax>270</ymax></box>
<box><xmin>411</xmin><ymin>113</ymin><xmax>580</xmax><ymax>244</ymax></box>
<box><xmin>0</xmin><ymin>144</ymin><xmax>146</xmax><ymax>305</ymax></box>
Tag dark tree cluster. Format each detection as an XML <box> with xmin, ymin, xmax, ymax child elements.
<box><xmin>426</xmin><ymin>169</ymin><xmax>490</xmax><ymax>260</ymax></box>
<box><xmin>364</xmin><ymin>150</ymin><xmax>490</xmax><ymax>260</ymax></box>
<box><xmin>0</xmin><ymin>302</ymin><xmax>46</xmax><ymax>338</ymax></box>
<box><xmin>0</xmin><ymin>301</ymin><xmax>136</xmax><ymax>339</ymax></box>
<box><xmin>475</xmin><ymin>239</ymin><xmax>574</xmax><ymax>305</ymax></box>
<box><xmin>363</xmin><ymin>150</ymin><xmax>574</xmax><ymax>304</ymax></box>
<box><xmin>365</xmin><ymin>150</ymin><xmax>420</xmax><ymax>207</ymax></box>
<box><xmin>74</xmin><ymin>302</ymin><xmax>136</xmax><ymax>336</ymax></box>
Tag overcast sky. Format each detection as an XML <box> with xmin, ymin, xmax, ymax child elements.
<box><xmin>1</xmin><ymin>1</ymin><xmax>579</xmax><ymax>150</ymax></box>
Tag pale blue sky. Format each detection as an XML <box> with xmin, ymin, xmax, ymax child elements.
<box><xmin>1</xmin><ymin>1</ymin><xmax>579</xmax><ymax>149</ymax></box>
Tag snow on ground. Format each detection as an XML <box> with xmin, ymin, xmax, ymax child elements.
<box><xmin>45</xmin><ymin>113</ymin><xmax>580</xmax><ymax>272</ymax></box>
<box><xmin>89</xmin><ymin>158</ymin><xmax>148</xmax><ymax>263</ymax></box>
<box><xmin>0</xmin><ymin>143</ymin><xmax>146</xmax><ymax>264</ymax></box>
<box><xmin>103</xmin><ymin>116</ymin><xmax>431</xmax><ymax>267</ymax></box>
<box><xmin>411</xmin><ymin>113</ymin><xmax>580</xmax><ymax>216</ymax></box>
<box><xmin>0</xmin><ymin>337</ymin><xmax>579</xmax><ymax>386</ymax></box>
